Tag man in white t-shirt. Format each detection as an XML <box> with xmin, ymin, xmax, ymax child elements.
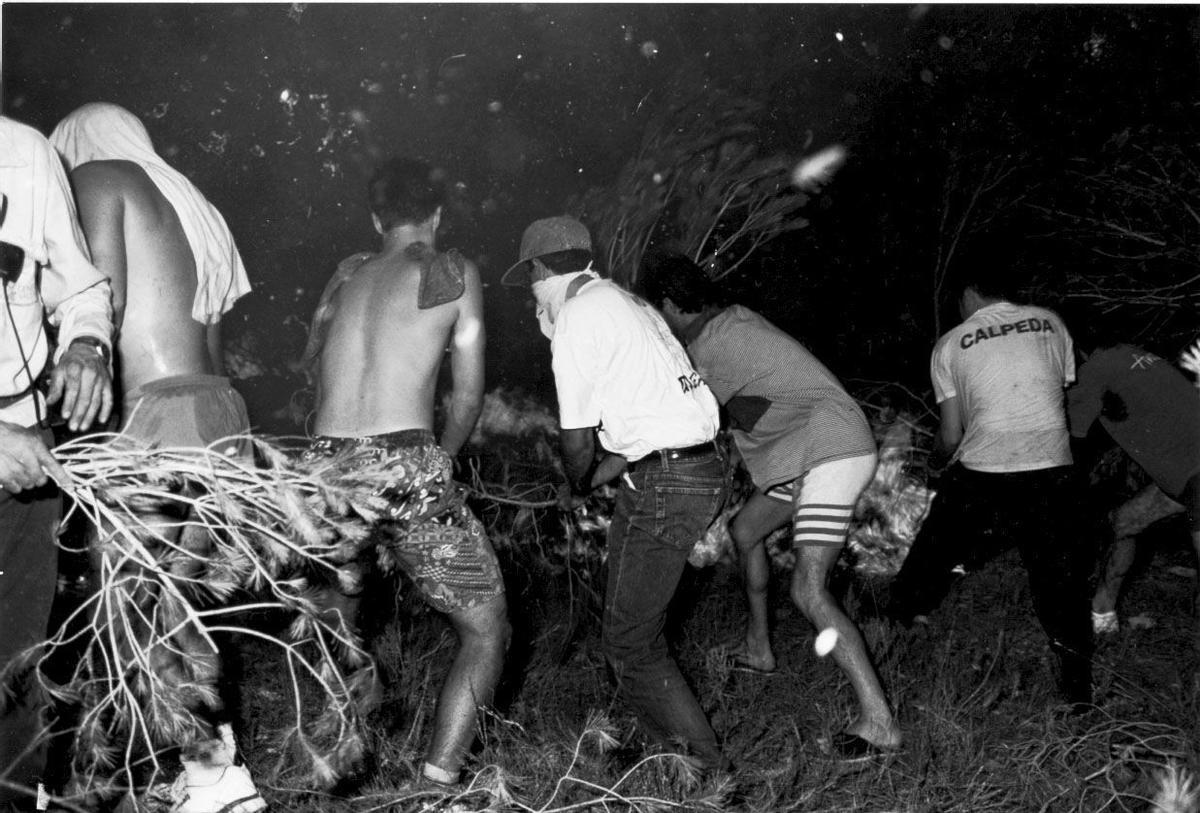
<box><xmin>502</xmin><ymin>216</ymin><xmax>730</xmax><ymax>771</ymax></box>
<box><xmin>889</xmin><ymin>263</ymin><xmax>1093</xmax><ymax>708</ymax></box>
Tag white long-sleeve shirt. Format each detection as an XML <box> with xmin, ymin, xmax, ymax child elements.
<box><xmin>0</xmin><ymin>116</ymin><xmax>112</xmax><ymax>428</ymax></box>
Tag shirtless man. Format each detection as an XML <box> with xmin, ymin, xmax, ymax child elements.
<box><xmin>51</xmin><ymin>103</ymin><xmax>250</xmax><ymax>433</ymax></box>
<box><xmin>301</xmin><ymin>157</ymin><xmax>509</xmax><ymax>789</ymax></box>
<box><xmin>51</xmin><ymin>104</ymin><xmax>263</xmax><ymax>812</ymax></box>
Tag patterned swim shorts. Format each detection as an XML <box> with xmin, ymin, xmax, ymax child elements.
<box><xmin>302</xmin><ymin>429</ymin><xmax>504</xmax><ymax>613</ymax></box>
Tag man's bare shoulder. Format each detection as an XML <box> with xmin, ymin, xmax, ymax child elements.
<box><xmin>71</xmin><ymin>160</ymin><xmax>162</xmax><ymax>209</ymax></box>
<box><xmin>336</xmin><ymin>251</ymin><xmax>375</xmax><ymax>271</ymax></box>
<box><xmin>72</xmin><ymin>159</ymin><xmax>144</xmax><ymax>188</ymax></box>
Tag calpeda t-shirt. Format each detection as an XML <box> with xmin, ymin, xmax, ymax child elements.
<box><xmin>931</xmin><ymin>301</ymin><xmax>1074</xmax><ymax>473</ymax></box>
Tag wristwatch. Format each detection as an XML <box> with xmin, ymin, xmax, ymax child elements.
<box><xmin>70</xmin><ymin>335</ymin><xmax>112</xmax><ymax>365</ymax></box>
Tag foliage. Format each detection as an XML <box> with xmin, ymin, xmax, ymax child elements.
<box><xmin>1033</xmin><ymin>131</ymin><xmax>1200</xmax><ymax>349</ymax></box>
<box><xmin>461</xmin><ymin>386</ymin><xmax>935</xmax><ymax>580</ymax></box>
<box><xmin>239</xmin><ymin>517</ymin><xmax>1200</xmax><ymax>812</ymax></box>
<box><xmin>571</xmin><ymin>95</ymin><xmax>810</xmax><ymax>290</ymax></box>
<box><xmin>3</xmin><ymin>434</ymin><xmax>422</xmax><ymax>805</ymax></box>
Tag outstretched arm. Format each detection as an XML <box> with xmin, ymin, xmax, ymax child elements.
<box><xmin>440</xmin><ymin>262</ymin><xmax>485</xmax><ymax>458</ymax></box>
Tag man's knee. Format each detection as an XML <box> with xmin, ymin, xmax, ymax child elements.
<box><xmin>600</xmin><ymin>630</ymin><xmax>651</xmax><ymax>677</ymax></box>
<box><xmin>452</xmin><ymin>595</ymin><xmax>510</xmax><ymax>653</ymax></box>
<box><xmin>729</xmin><ymin>496</ymin><xmax>791</xmax><ymax>552</ymax></box>
<box><xmin>728</xmin><ymin>515</ymin><xmax>758</xmax><ymax>552</ymax></box>
<box><xmin>790</xmin><ymin>580</ymin><xmax>825</xmax><ymax>619</ymax></box>
<box><xmin>790</xmin><ymin>554</ymin><xmax>839</xmax><ymax>618</ymax></box>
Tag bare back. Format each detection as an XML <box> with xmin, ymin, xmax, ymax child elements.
<box><xmin>72</xmin><ymin>160</ymin><xmax>214</xmax><ymax>394</ymax></box>
<box><xmin>313</xmin><ymin>247</ymin><xmax>482</xmax><ymax>442</ymax></box>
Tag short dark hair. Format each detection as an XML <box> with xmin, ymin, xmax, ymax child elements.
<box><xmin>536</xmin><ymin>249</ymin><xmax>592</xmax><ymax>275</ymax></box>
<box><xmin>638</xmin><ymin>252</ymin><xmax>722</xmax><ymax>313</ymax></box>
<box><xmin>951</xmin><ymin>234</ymin><xmax>1020</xmax><ymax>301</ymax></box>
<box><xmin>368</xmin><ymin>158</ymin><xmax>445</xmax><ymax>230</ymax></box>
<box><xmin>1062</xmin><ymin>304</ymin><xmax>1122</xmax><ymax>354</ymax></box>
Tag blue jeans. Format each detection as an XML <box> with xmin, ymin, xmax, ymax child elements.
<box><xmin>602</xmin><ymin>448</ymin><xmax>728</xmax><ymax>768</ymax></box>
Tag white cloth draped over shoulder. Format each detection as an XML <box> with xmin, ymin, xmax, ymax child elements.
<box><xmin>50</xmin><ymin>102</ymin><xmax>250</xmax><ymax>325</ymax></box>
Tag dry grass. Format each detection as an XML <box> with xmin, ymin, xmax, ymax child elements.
<box><xmin>17</xmin><ymin>393</ymin><xmax>1200</xmax><ymax>812</ymax></box>
<box><xmin>3</xmin><ymin>433</ymin><xmax>425</xmax><ymax>806</ymax></box>
<box><xmin>234</xmin><ymin>516</ymin><xmax>1200</xmax><ymax>813</ymax></box>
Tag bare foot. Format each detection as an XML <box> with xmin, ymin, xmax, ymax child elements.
<box><xmin>710</xmin><ymin>637</ymin><xmax>777</xmax><ymax>676</ymax></box>
<box><xmin>845</xmin><ymin>717</ymin><xmax>902</xmax><ymax>750</ymax></box>
<box><xmin>727</xmin><ymin>636</ymin><xmax>776</xmax><ymax>673</ymax></box>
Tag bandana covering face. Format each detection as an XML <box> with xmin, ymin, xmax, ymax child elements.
<box><xmin>531</xmin><ymin>266</ymin><xmax>596</xmax><ymax>339</ymax></box>
<box><xmin>50</xmin><ymin>103</ymin><xmax>251</xmax><ymax>325</ymax></box>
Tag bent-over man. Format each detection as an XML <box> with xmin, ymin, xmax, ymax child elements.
<box><xmin>889</xmin><ymin>253</ymin><xmax>1092</xmax><ymax>708</ymax></box>
<box><xmin>302</xmin><ymin>158</ymin><xmax>509</xmax><ymax>788</ymax></box>
<box><xmin>502</xmin><ymin>217</ymin><xmax>730</xmax><ymax>771</ymax></box>
<box><xmin>1066</xmin><ymin>338</ymin><xmax>1200</xmax><ymax>632</ymax></box>
<box><xmin>51</xmin><ymin>102</ymin><xmax>263</xmax><ymax>812</ymax></box>
<box><xmin>0</xmin><ymin>114</ymin><xmax>113</xmax><ymax>811</ymax></box>
<box><xmin>640</xmin><ymin>253</ymin><xmax>901</xmax><ymax>758</ymax></box>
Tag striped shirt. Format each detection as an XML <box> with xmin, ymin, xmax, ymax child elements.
<box><xmin>687</xmin><ymin>305</ymin><xmax>875</xmax><ymax>489</ymax></box>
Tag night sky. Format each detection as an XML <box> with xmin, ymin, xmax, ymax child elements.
<box><xmin>4</xmin><ymin>4</ymin><xmax>1198</xmax><ymax>428</ymax></box>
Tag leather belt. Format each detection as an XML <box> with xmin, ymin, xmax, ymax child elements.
<box><xmin>627</xmin><ymin>440</ymin><xmax>717</xmax><ymax>472</ymax></box>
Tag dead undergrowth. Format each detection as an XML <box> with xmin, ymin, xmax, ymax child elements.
<box><xmin>230</xmin><ymin>513</ymin><xmax>1199</xmax><ymax>812</ymax></box>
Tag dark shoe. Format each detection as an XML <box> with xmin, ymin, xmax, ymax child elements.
<box><xmin>1051</xmin><ymin>649</ymin><xmax>1092</xmax><ymax>708</ymax></box>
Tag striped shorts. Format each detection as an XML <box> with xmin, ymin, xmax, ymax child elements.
<box><xmin>765</xmin><ymin>453</ymin><xmax>877</xmax><ymax>548</ymax></box>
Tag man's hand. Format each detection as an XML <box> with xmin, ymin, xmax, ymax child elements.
<box><xmin>0</xmin><ymin>421</ymin><xmax>68</xmax><ymax>492</ymax></box>
<box><xmin>1180</xmin><ymin>339</ymin><xmax>1200</xmax><ymax>386</ymax></box>
<box><xmin>46</xmin><ymin>340</ymin><xmax>113</xmax><ymax>432</ymax></box>
<box><xmin>926</xmin><ymin>447</ymin><xmax>950</xmax><ymax>477</ymax></box>
<box><xmin>590</xmin><ymin>453</ymin><xmax>627</xmax><ymax>489</ymax></box>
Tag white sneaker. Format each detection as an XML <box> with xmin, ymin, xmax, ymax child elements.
<box><xmin>168</xmin><ymin>724</ymin><xmax>267</xmax><ymax>813</ymax></box>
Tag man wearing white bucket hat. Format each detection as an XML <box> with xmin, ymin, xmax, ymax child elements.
<box><xmin>504</xmin><ymin>216</ymin><xmax>731</xmax><ymax>772</ymax></box>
